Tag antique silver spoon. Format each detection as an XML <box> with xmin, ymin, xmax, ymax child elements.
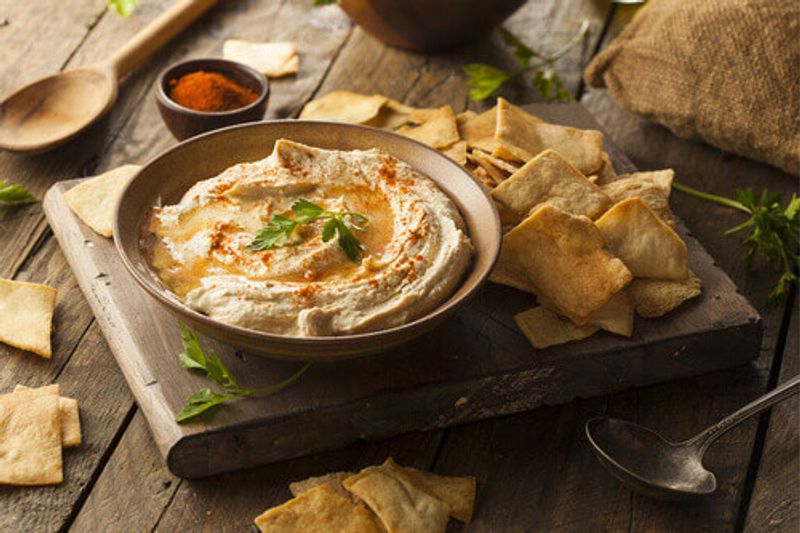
<box><xmin>586</xmin><ymin>374</ymin><xmax>800</xmax><ymax>499</ymax></box>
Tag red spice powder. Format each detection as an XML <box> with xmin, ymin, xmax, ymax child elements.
<box><xmin>168</xmin><ymin>70</ymin><xmax>258</xmax><ymax>112</ymax></box>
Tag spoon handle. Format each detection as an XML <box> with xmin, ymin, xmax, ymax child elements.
<box><xmin>689</xmin><ymin>374</ymin><xmax>800</xmax><ymax>452</ymax></box>
<box><xmin>107</xmin><ymin>0</ymin><xmax>219</xmax><ymax>79</ymax></box>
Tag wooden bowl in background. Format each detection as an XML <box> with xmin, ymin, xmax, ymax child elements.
<box><xmin>339</xmin><ymin>0</ymin><xmax>526</xmax><ymax>52</ymax></box>
<box><xmin>114</xmin><ymin>121</ymin><xmax>501</xmax><ymax>361</ymax></box>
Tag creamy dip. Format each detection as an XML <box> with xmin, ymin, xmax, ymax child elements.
<box><xmin>144</xmin><ymin>139</ymin><xmax>473</xmax><ymax>336</ymax></box>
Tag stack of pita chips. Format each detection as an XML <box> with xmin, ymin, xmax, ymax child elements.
<box><xmin>297</xmin><ymin>92</ymin><xmax>702</xmax><ymax>348</ymax></box>
<box><xmin>254</xmin><ymin>458</ymin><xmax>476</xmax><ymax>532</ymax></box>
<box><xmin>0</xmin><ymin>384</ymin><xmax>81</xmax><ymax>486</ymax></box>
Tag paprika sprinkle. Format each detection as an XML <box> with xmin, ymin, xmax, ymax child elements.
<box><xmin>168</xmin><ymin>70</ymin><xmax>258</xmax><ymax>112</ymax></box>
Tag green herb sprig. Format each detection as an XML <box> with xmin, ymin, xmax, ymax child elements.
<box><xmin>462</xmin><ymin>21</ymin><xmax>590</xmax><ymax>102</ymax></box>
<box><xmin>248</xmin><ymin>198</ymin><xmax>368</xmax><ymax>263</ymax></box>
<box><xmin>176</xmin><ymin>324</ymin><xmax>311</xmax><ymax>423</ymax></box>
<box><xmin>0</xmin><ymin>180</ymin><xmax>37</xmax><ymax>205</ymax></box>
<box><xmin>108</xmin><ymin>0</ymin><xmax>137</xmax><ymax>17</ymax></box>
<box><xmin>312</xmin><ymin>0</ymin><xmax>338</xmax><ymax>5</ymax></box>
<box><xmin>674</xmin><ymin>182</ymin><xmax>799</xmax><ymax>303</ymax></box>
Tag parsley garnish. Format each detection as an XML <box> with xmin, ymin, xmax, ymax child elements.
<box><xmin>674</xmin><ymin>182</ymin><xmax>799</xmax><ymax>303</ymax></box>
<box><xmin>462</xmin><ymin>21</ymin><xmax>590</xmax><ymax>102</ymax></box>
<box><xmin>175</xmin><ymin>324</ymin><xmax>310</xmax><ymax>423</ymax></box>
<box><xmin>312</xmin><ymin>0</ymin><xmax>338</xmax><ymax>5</ymax></box>
<box><xmin>108</xmin><ymin>0</ymin><xmax>137</xmax><ymax>17</ymax></box>
<box><xmin>248</xmin><ymin>198</ymin><xmax>368</xmax><ymax>263</ymax></box>
<box><xmin>0</xmin><ymin>180</ymin><xmax>37</xmax><ymax>205</ymax></box>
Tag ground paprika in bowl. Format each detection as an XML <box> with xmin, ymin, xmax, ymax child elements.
<box><xmin>155</xmin><ymin>58</ymin><xmax>269</xmax><ymax>140</ymax></box>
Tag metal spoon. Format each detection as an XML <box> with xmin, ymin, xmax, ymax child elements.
<box><xmin>586</xmin><ymin>374</ymin><xmax>800</xmax><ymax>499</ymax></box>
<box><xmin>0</xmin><ymin>0</ymin><xmax>217</xmax><ymax>155</ymax></box>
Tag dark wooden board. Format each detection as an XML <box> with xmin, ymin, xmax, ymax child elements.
<box><xmin>44</xmin><ymin>102</ymin><xmax>761</xmax><ymax>479</ymax></box>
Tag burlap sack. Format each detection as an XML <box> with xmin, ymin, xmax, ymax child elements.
<box><xmin>585</xmin><ymin>0</ymin><xmax>800</xmax><ymax>176</ymax></box>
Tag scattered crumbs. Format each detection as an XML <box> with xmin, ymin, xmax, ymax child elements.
<box><xmin>94</xmin><ymin>272</ymin><xmax>107</xmax><ymax>279</ymax></box>
<box><xmin>162</xmin><ymin>479</ymin><xmax>172</xmax><ymax>488</ymax></box>
<box><xmin>454</xmin><ymin>396</ymin><xmax>469</xmax><ymax>408</ymax></box>
<box><xmin>83</xmin><ymin>239</ymin><xmax>94</xmax><ymax>247</ymax></box>
<box><xmin>0</xmin><ymin>18</ymin><xmax>9</xmax><ymax>27</ymax></box>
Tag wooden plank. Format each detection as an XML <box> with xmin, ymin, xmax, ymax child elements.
<box><xmin>744</xmin><ymin>304</ymin><xmax>799</xmax><ymax>531</ymax></box>
<box><xmin>0</xmin><ymin>322</ymin><xmax>134</xmax><ymax>533</ymax></box>
<box><xmin>44</xmin><ymin>101</ymin><xmax>760</xmax><ymax>480</ymax></box>
<box><xmin>69</xmin><ymin>411</ymin><xmax>180</xmax><ymax>533</ymax></box>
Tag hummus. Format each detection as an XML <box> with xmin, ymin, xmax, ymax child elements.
<box><xmin>144</xmin><ymin>139</ymin><xmax>473</xmax><ymax>336</ymax></box>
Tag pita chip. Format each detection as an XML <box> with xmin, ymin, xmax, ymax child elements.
<box><xmin>498</xmin><ymin>205</ymin><xmax>632</xmax><ymax>323</ymax></box>
<box><xmin>584</xmin><ymin>288</ymin><xmax>634</xmax><ymax>337</ymax></box>
<box><xmin>64</xmin><ymin>165</ymin><xmax>140</xmax><ymax>238</ymax></box>
<box><xmin>223</xmin><ymin>39</ymin><xmax>299</xmax><ymax>77</ymax></box>
<box><xmin>440</xmin><ymin>140</ymin><xmax>468</xmax><ymax>165</ymax></box>
<box><xmin>396</xmin><ymin>105</ymin><xmax>460</xmax><ymax>148</ymax></box>
<box><xmin>365</xmin><ymin>99</ymin><xmax>418</xmax><ymax>131</ymax></box>
<box><xmin>299</xmin><ymin>91</ymin><xmax>387</xmax><ymax>124</ymax></box>
<box><xmin>0</xmin><ymin>391</ymin><xmax>62</xmax><ymax>485</ymax></box>
<box><xmin>0</xmin><ymin>279</ymin><xmax>57</xmax><ymax>358</ymax></box>
<box><xmin>596</xmin><ymin>198</ymin><xmax>689</xmax><ymax>280</ymax></box>
<box><xmin>254</xmin><ymin>483</ymin><xmax>383</xmax><ymax>533</ymax></box>
<box><xmin>458</xmin><ymin>106</ymin><xmax>499</xmax><ymax>153</ymax></box>
<box><xmin>468</xmin><ymin>151</ymin><xmax>509</xmax><ymax>187</ymax></box>
<box><xmin>343</xmin><ymin>469</ymin><xmax>450</xmax><ymax>533</ymax></box>
<box><xmin>472</xmin><ymin>166</ymin><xmax>499</xmax><ymax>189</ymax></box>
<box><xmin>592</xmin><ymin>152</ymin><xmax>618</xmax><ymax>185</ymax></box>
<box><xmin>600</xmin><ymin>169</ymin><xmax>675</xmax><ymax>226</ymax></box>
<box><xmin>491</xmin><ymin>149</ymin><xmax>612</xmax><ymax>225</ymax></box>
<box><xmin>515</xmin><ymin>306</ymin><xmax>599</xmax><ymax>349</ymax></box>
<box><xmin>630</xmin><ymin>274</ymin><xmax>702</xmax><ymax>318</ymax></box>
<box><xmin>374</xmin><ymin>458</ymin><xmax>476</xmax><ymax>523</ymax></box>
<box><xmin>494</xmin><ymin>97</ymin><xmax>604</xmax><ymax>174</ymax></box>
<box><xmin>289</xmin><ymin>471</ymin><xmax>354</xmax><ymax>498</ymax></box>
<box><xmin>14</xmin><ymin>384</ymin><xmax>81</xmax><ymax>448</ymax></box>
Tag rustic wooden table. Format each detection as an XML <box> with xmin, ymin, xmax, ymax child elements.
<box><xmin>0</xmin><ymin>1</ymin><xmax>796</xmax><ymax>531</ymax></box>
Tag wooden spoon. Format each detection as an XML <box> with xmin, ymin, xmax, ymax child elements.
<box><xmin>0</xmin><ymin>0</ymin><xmax>218</xmax><ymax>155</ymax></box>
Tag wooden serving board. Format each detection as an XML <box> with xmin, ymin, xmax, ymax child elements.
<box><xmin>44</xmin><ymin>103</ymin><xmax>761</xmax><ymax>479</ymax></box>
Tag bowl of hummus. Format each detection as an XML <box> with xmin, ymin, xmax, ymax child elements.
<box><xmin>115</xmin><ymin>121</ymin><xmax>500</xmax><ymax>360</ymax></box>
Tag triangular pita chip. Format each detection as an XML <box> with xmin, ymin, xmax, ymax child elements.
<box><xmin>299</xmin><ymin>91</ymin><xmax>387</xmax><ymax>124</ymax></box>
<box><xmin>396</xmin><ymin>105</ymin><xmax>459</xmax><ymax>148</ymax></box>
<box><xmin>14</xmin><ymin>384</ymin><xmax>81</xmax><ymax>448</ymax></box>
<box><xmin>365</xmin><ymin>99</ymin><xmax>419</xmax><ymax>130</ymax></box>
<box><xmin>491</xmin><ymin>149</ymin><xmax>611</xmax><ymax>225</ymax></box>
<box><xmin>596</xmin><ymin>198</ymin><xmax>689</xmax><ymax>280</ymax></box>
<box><xmin>471</xmin><ymin>166</ymin><xmax>499</xmax><ymax>189</ymax></box>
<box><xmin>496</xmin><ymin>205</ymin><xmax>632</xmax><ymax>323</ymax></box>
<box><xmin>290</xmin><ymin>471</ymin><xmax>354</xmax><ymax>498</ymax></box>
<box><xmin>494</xmin><ymin>97</ymin><xmax>604</xmax><ymax>174</ymax></box>
<box><xmin>440</xmin><ymin>140</ymin><xmax>467</xmax><ymax>165</ymax></box>
<box><xmin>64</xmin><ymin>164</ymin><xmax>140</xmax><ymax>238</ymax></box>
<box><xmin>592</xmin><ymin>152</ymin><xmax>618</xmax><ymax>185</ymax></box>
<box><xmin>222</xmin><ymin>39</ymin><xmax>299</xmax><ymax>77</ymax></box>
<box><xmin>600</xmin><ymin>169</ymin><xmax>675</xmax><ymax>226</ymax></box>
<box><xmin>254</xmin><ymin>483</ymin><xmax>383</xmax><ymax>533</ymax></box>
<box><xmin>630</xmin><ymin>274</ymin><xmax>702</xmax><ymax>318</ymax></box>
<box><xmin>515</xmin><ymin>306</ymin><xmax>599</xmax><ymax>349</ymax></box>
<box><xmin>0</xmin><ymin>279</ymin><xmax>57</xmax><ymax>358</ymax></box>
<box><xmin>343</xmin><ymin>469</ymin><xmax>450</xmax><ymax>533</ymax></box>
<box><xmin>468</xmin><ymin>151</ymin><xmax>508</xmax><ymax>187</ymax></box>
<box><xmin>584</xmin><ymin>288</ymin><xmax>634</xmax><ymax>337</ymax></box>
<box><xmin>375</xmin><ymin>458</ymin><xmax>476</xmax><ymax>523</ymax></box>
<box><xmin>457</xmin><ymin>106</ymin><xmax>499</xmax><ymax>153</ymax></box>
<box><xmin>0</xmin><ymin>391</ymin><xmax>62</xmax><ymax>485</ymax></box>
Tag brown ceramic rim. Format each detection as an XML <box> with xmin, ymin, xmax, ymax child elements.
<box><xmin>114</xmin><ymin>120</ymin><xmax>501</xmax><ymax>350</ymax></box>
<box><xmin>156</xmin><ymin>58</ymin><xmax>269</xmax><ymax>116</ymax></box>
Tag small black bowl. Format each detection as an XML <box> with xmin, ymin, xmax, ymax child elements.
<box><xmin>155</xmin><ymin>58</ymin><xmax>269</xmax><ymax>141</ymax></box>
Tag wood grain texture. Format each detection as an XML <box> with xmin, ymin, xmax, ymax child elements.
<box><xmin>744</xmin><ymin>305</ymin><xmax>799</xmax><ymax>531</ymax></box>
<box><xmin>44</xmin><ymin>102</ymin><xmax>760</xmax><ymax>479</ymax></box>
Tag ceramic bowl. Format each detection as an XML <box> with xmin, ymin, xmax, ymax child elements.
<box><xmin>155</xmin><ymin>58</ymin><xmax>269</xmax><ymax>141</ymax></box>
<box><xmin>339</xmin><ymin>0</ymin><xmax>526</xmax><ymax>51</ymax></box>
<box><xmin>115</xmin><ymin>121</ymin><xmax>501</xmax><ymax>361</ymax></box>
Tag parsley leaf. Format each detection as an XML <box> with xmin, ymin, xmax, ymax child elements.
<box><xmin>313</xmin><ymin>0</ymin><xmax>338</xmax><ymax>5</ymax></box>
<box><xmin>674</xmin><ymin>182</ymin><xmax>799</xmax><ymax>304</ymax></box>
<box><xmin>248</xmin><ymin>199</ymin><xmax>368</xmax><ymax>263</ymax></box>
<box><xmin>108</xmin><ymin>0</ymin><xmax>137</xmax><ymax>17</ymax></box>
<box><xmin>175</xmin><ymin>324</ymin><xmax>310</xmax><ymax>423</ymax></box>
<box><xmin>462</xmin><ymin>21</ymin><xmax>590</xmax><ymax>102</ymax></box>
<box><xmin>0</xmin><ymin>180</ymin><xmax>37</xmax><ymax>205</ymax></box>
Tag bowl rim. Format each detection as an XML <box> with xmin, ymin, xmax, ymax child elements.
<box><xmin>155</xmin><ymin>57</ymin><xmax>270</xmax><ymax>117</ymax></box>
<box><xmin>114</xmin><ymin>119</ymin><xmax>502</xmax><ymax>346</ymax></box>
